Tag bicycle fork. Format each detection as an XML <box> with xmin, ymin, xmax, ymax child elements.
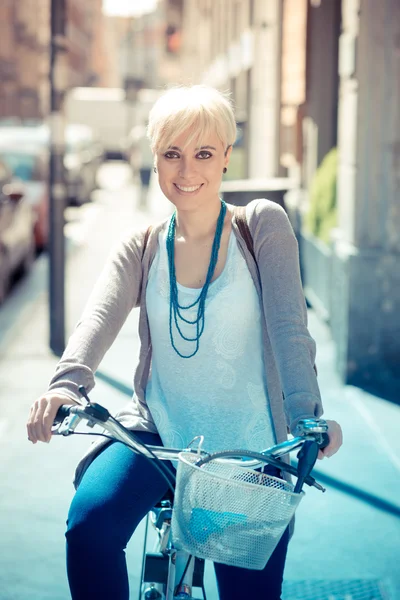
<box><xmin>165</xmin><ymin>550</ymin><xmax>195</xmax><ymax>599</ymax></box>
<box><xmin>141</xmin><ymin>506</ymin><xmax>204</xmax><ymax>600</ymax></box>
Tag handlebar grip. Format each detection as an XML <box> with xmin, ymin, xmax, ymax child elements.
<box><xmin>319</xmin><ymin>432</ymin><xmax>330</xmax><ymax>449</ymax></box>
<box><xmin>54</xmin><ymin>405</ymin><xmax>72</xmax><ymax>424</ymax></box>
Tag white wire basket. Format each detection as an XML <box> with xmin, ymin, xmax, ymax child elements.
<box><xmin>171</xmin><ymin>452</ymin><xmax>303</xmax><ymax>570</ymax></box>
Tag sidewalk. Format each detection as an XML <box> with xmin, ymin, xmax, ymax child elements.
<box><xmin>283</xmin><ymin>311</ymin><xmax>400</xmax><ymax>600</ymax></box>
<box><xmin>1</xmin><ymin>165</ymin><xmax>399</xmax><ymax>600</ymax></box>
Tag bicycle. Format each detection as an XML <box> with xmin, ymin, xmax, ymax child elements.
<box><xmin>52</xmin><ymin>386</ymin><xmax>329</xmax><ymax>600</ymax></box>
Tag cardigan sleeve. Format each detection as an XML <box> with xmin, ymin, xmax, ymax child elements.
<box><xmin>47</xmin><ymin>229</ymin><xmax>147</xmax><ymax>401</ymax></box>
<box><xmin>249</xmin><ymin>199</ymin><xmax>323</xmax><ymax>433</ymax></box>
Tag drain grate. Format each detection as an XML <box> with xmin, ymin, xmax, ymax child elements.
<box><xmin>282</xmin><ymin>579</ymin><xmax>390</xmax><ymax>600</ymax></box>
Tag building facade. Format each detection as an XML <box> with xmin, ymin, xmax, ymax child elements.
<box><xmin>331</xmin><ymin>0</ymin><xmax>400</xmax><ymax>398</ymax></box>
<box><xmin>0</xmin><ymin>0</ymin><xmax>109</xmax><ymax>122</ymax></box>
<box><xmin>177</xmin><ymin>0</ymin><xmax>400</xmax><ymax>399</ymax></box>
<box><xmin>180</xmin><ymin>0</ymin><xmax>283</xmax><ymax>181</ymax></box>
<box><xmin>0</xmin><ymin>0</ymin><xmax>49</xmax><ymax>121</ymax></box>
<box><xmin>109</xmin><ymin>0</ymin><xmax>184</xmax><ymax>93</ymax></box>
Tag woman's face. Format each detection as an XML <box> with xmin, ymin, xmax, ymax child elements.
<box><xmin>155</xmin><ymin>129</ymin><xmax>231</xmax><ymax>212</ymax></box>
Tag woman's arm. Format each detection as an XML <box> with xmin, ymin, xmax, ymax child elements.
<box><xmin>249</xmin><ymin>200</ymin><xmax>323</xmax><ymax>434</ymax></box>
<box><xmin>27</xmin><ymin>229</ymin><xmax>147</xmax><ymax>443</ymax></box>
<box><xmin>48</xmin><ymin>231</ymin><xmax>146</xmax><ymax>399</ymax></box>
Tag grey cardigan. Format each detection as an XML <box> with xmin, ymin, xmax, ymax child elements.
<box><xmin>48</xmin><ymin>199</ymin><xmax>323</xmax><ymax>488</ymax></box>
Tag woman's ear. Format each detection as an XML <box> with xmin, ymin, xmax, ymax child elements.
<box><xmin>224</xmin><ymin>144</ymin><xmax>233</xmax><ymax>166</ymax></box>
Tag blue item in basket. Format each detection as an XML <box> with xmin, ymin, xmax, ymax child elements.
<box><xmin>189</xmin><ymin>508</ymin><xmax>248</xmax><ymax>541</ymax></box>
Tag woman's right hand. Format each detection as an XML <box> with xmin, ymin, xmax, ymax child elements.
<box><xmin>27</xmin><ymin>393</ymin><xmax>77</xmax><ymax>444</ymax></box>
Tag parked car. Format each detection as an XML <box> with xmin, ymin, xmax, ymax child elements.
<box><xmin>0</xmin><ymin>124</ymin><xmax>104</xmax><ymax>207</ymax></box>
<box><xmin>0</xmin><ymin>143</ymin><xmax>49</xmax><ymax>251</ymax></box>
<box><xmin>0</xmin><ymin>159</ymin><xmax>35</xmax><ymax>303</ymax></box>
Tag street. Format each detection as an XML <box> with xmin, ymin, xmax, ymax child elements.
<box><xmin>0</xmin><ymin>162</ymin><xmax>174</xmax><ymax>600</ymax></box>
<box><xmin>1</xmin><ymin>0</ymin><xmax>399</xmax><ymax>598</ymax></box>
<box><xmin>0</xmin><ymin>162</ymin><xmax>399</xmax><ymax>600</ymax></box>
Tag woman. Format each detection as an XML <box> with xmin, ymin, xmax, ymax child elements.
<box><xmin>27</xmin><ymin>85</ymin><xmax>342</xmax><ymax>600</ymax></box>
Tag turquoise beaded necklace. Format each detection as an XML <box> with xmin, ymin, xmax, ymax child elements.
<box><xmin>166</xmin><ymin>199</ymin><xmax>227</xmax><ymax>358</ymax></box>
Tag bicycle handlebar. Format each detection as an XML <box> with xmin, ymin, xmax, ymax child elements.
<box><xmin>54</xmin><ymin>404</ymin><xmax>74</xmax><ymax>423</ymax></box>
<box><xmin>52</xmin><ymin>397</ymin><xmax>330</xmax><ymax>492</ymax></box>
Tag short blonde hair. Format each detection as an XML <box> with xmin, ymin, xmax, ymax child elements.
<box><xmin>147</xmin><ymin>85</ymin><xmax>237</xmax><ymax>154</ymax></box>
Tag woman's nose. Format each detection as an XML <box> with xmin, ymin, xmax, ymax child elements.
<box><xmin>178</xmin><ymin>158</ymin><xmax>197</xmax><ymax>178</ymax></box>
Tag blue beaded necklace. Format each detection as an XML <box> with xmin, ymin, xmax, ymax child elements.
<box><xmin>166</xmin><ymin>199</ymin><xmax>227</xmax><ymax>358</ymax></box>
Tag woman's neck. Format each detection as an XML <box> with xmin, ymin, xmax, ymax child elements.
<box><xmin>175</xmin><ymin>198</ymin><xmax>224</xmax><ymax>241</ymax></box>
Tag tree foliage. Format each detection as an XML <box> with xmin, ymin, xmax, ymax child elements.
<box><xmin>306</xmin><ymin>147</ymin><xmax>338</xmax><ymax>243</ymax></box>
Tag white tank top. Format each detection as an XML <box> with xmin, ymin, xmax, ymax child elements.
<box><xmin>145</xmin><ymin>223</ymin><xmax>276</xmax><ymax>454</ymax></box>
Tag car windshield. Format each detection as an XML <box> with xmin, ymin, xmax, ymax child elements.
<box><xmin>0</xmin><ymin>152</ymin><xmax>41</xmax><ymax>182</ymax></box>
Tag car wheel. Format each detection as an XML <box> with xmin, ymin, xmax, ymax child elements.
<box><xmin>21</xmin><ymin>237</ymin><xmax>36</xmax><ymax>275</ymax></box>
<box><xmin>0</xmin><ymin>249</ymin><xmax>10</xmax><ymax>304</ymax></box>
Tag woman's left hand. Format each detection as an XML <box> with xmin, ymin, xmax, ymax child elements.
<box><xmin>318</xmin><ymin>419</ymin><xmax>343</xmax><ymax>459</ymax></box>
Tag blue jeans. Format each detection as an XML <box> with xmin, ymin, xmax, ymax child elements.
<box><xmin>66</xmin><ymin>432</ymin><xmax>289</xmax><ymax>599</ymax></box>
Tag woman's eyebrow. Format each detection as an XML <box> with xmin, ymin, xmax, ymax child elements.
<box><xmin>166</xmin><ymin>145</ymin><xmax>217</xmax><ymax>151</ymax></box>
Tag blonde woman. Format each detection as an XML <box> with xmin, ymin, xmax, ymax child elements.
<box><xmin>27</xmin><ymin>85</ymin><xmax>342</xmax><ymax>600</ymax></box>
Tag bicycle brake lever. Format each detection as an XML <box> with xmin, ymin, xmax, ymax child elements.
<box><xmin>51</xmin><ymin>413</ymin><xmax>81</xmax><ymax>436</ymax></box>
<box><xmin>296</xmin><ymin>418</ymin><xmax>328</xmax><ymax>434</ymax></box>
<box><xmin>296</xmin><ymin>418</ymin><xmax>330</xmax><ymax>450</ymax></box>
<box><xmin>83</xmin><ymin>403</ymin><xmax>110</xmax><ymax>423</ymax></box>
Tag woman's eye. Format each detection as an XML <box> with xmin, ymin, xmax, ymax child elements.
<box><xmin>197</xmin><ymin>151</ymin><xmax>212</xmax><ymax>159</ymax></box>
<box><xmin>164</xmin><ymin>151</ymin><xmax>179</xmax><ymax>159</ymax></box>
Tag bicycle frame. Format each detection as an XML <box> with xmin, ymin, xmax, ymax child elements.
<box><xmin>52</xmin><ymin>398</ymin><xmax>329</xmax><ymax>600</ymax></box>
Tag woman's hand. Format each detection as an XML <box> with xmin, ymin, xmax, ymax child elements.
<box><xmin>318</xmin><ymin>419</ymin><xmax>343</xmax><ymax>459</ymax></box>
<box><xmin>27</xmin><ymin>393</ymin><xmax>77</xmax><ymax>444</ymax></box>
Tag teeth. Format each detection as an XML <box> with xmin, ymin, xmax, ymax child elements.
<box><xmin>176</xmin><ymin>184</ymin><xmax>201</xmax><ymax>192</ymax></box>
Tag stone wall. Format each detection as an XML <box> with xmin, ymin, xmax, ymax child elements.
<box><xmin>332</xmin><ymin>0</ymin><xmax>400</xmax><ymax>399</ymax></box>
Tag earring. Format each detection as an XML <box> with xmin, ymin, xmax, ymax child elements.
<box><xmin>153</xmin><ymin>167</ymin><xmax>157</xmax><ymax>173</ymax></box>
<box><xmin>223</xmin><ymin>167</ymin><xmax>227</xmax><ymax>174</ymax></box>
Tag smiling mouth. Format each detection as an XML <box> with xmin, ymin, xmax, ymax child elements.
<box><xmin>174</xmin><ymin>183</ymin><xmax>203</xmax><ymax>193</ymax></box>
